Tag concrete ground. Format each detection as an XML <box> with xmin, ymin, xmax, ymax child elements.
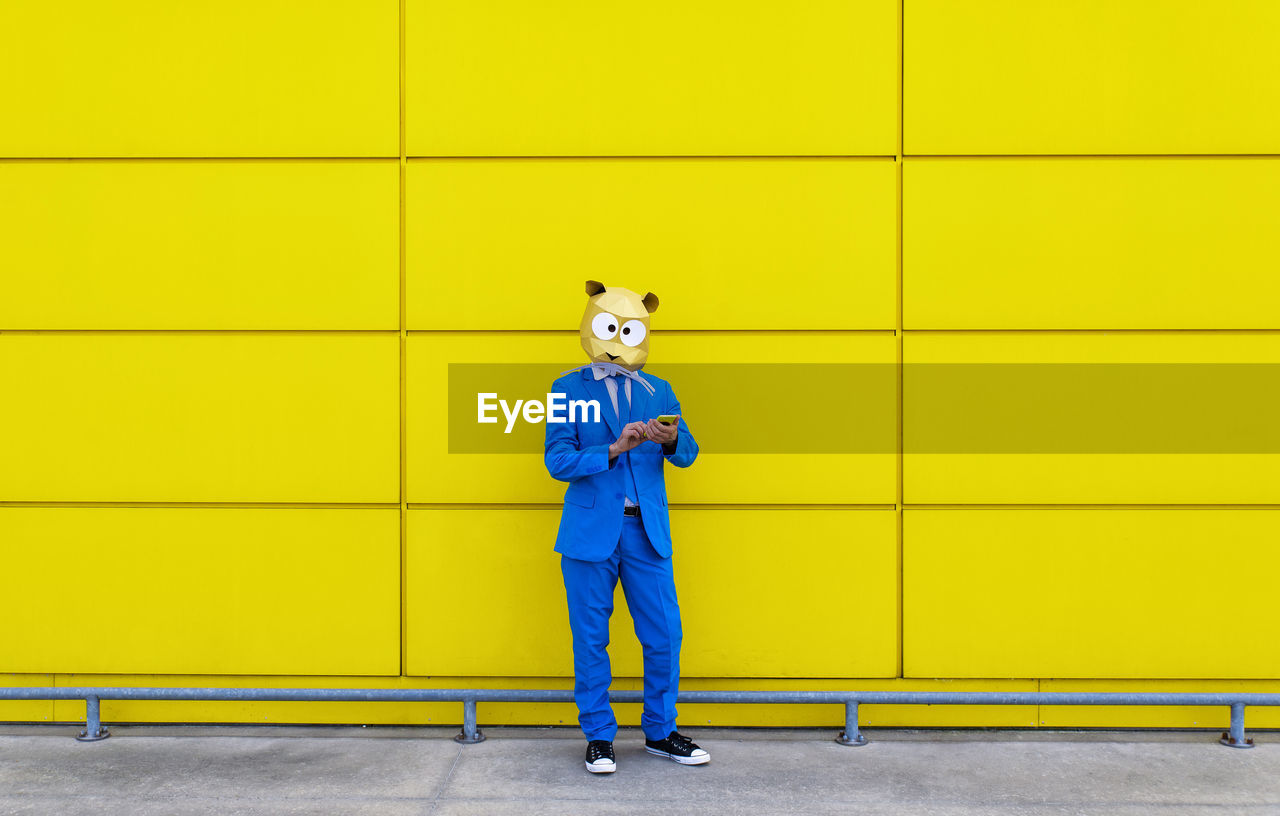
<box><xmin>1</xmin><ymin>725</ymin><xmax>1277</xmax><ymax>815</ymax></box>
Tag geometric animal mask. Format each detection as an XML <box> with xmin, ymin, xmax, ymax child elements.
<box><xmin>579</xmin><ymin>280</ymin><xmax>659</xmax><ymax>371</ymax></box>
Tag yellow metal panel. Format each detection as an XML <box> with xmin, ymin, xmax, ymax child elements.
<box><xmin>0</xmin><ymin>675</ymin><xmax>53</xmax><ymax>723</ymax></box>
<box><xmin>904</xmin><ymin>333</ymin><xmax>1280</xmax><ymax>503</ymax></box>
<box><xmin>407</xmin><ymin>158</ymin><xmax>896</xmax><ymax>329</ymax></box>
<box><xmin>407</xmin><ymin>508</ymin><xmax>897</xmax><ymax>678</ymax></box>
<box><xmin>1040</xmin><ymin>679</ymin><xmax>1280</xmax><ymax>729</ymax></box>
<box><xmin>0</xmin><ymin>335</ymin><xmax>398</xmax><ymax>502</ymax></box>
<box><xmin>0</xmin><ymin>161</ymin><xmax>398</xmax><ymax>329</ymax></box>
<box><xmin>406</xmin><ymin>0</ymin><xmax>897</xmax><ymax>156</ymax></box>
<box><xmin>905</xmin><ymin>0</ymin><xmax>1280</xmax><ymax>154</ymax></box>
<box><xmin>0</xmin><ymin>2</ymin><xmax>397</xmax><ymax>157</ymax></box>
<box><xmin>407</xmin><ymin>333</ymin><xmax>895</xmax><ymax>503</ymax></box>
<box><xmin>405</xmin><ymin>508</ymin><xmax>608</xmax><ymax>678</ymax></box>
<box><xmin>1</xmin><ymin>509</ymin><xmax>400</xmax><ymax>675</ymax></box>
<box><xmin>905</xmin><ymin>509</ymin><xmax>1280</xmax><ymax>678</ymax></box>
<box><xmin>904</xmin><ymin>159</ymin><xmax>1280</xmax><ymax>329</ymax></box>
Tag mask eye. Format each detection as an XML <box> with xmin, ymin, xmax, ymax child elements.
<box><xmin>619</xmin><ymin>319</ymin><xmax>647</xmax><ymax>347</ymax></box>
<box><xmin>591</xmin><ymin>312</ymin><xmax>619</xmax><ymax>340</ymax></box>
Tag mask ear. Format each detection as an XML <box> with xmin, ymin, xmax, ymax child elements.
<box><xmin>585</xmin><ymin>280</ymin><xmax>606</xmax><ymax>296</ymax></box>
<box><xmin>642</xmin><ymin>292</ymin><xmax>659</xmax><ymax>314</ymax></box>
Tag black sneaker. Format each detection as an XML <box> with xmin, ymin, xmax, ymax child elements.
<box><xmin>585</xmin><ymin>739</ymin><xmax>616</xmax><ymax>773</ymax></box>
<box><xmin>644</xmin><ymin>731</ymin><xmax>710</xmax><ymax>765</ymax></box>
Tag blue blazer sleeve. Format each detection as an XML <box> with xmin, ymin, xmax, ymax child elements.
<box><xmin>662</xmin><ymin>381</ymin><xmax>698</xmax><ymax>469</ymax></box>
<box><xmin>544</xmin><ymin>378</ymin><xmax>614</xmax><ymax>483</ymax></box>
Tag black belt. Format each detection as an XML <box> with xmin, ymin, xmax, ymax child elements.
<box><xmin>623</xmin><ymin>505</ymin><xmax>641</xmax><ymax>517</ymax></box>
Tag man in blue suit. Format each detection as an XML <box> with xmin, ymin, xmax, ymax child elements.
<box><xmin>545</xmin><ymin>280</ymin><xmax>708</xmax><ymax>774</ymax></box>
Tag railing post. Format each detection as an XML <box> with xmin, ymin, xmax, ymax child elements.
<box><xmin>1219</xmin><ymin>702</ymin><xmax>1254</xmax><ymax>748</ymax></box>
<box><xmin>836</xmin><ymin>700</ymin><xmax>868</xmax><ymax>746</ymax></box>
<box><xmin>75</xmin><ymin>695</ymin><xmax>110</xmax><ymax>742</ymax></box>
<box><xmin>453</xmin><ymin>697</ymin><xmax>485</xmax><ymax>744</ymax></box>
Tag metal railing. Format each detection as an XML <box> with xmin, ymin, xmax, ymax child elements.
<box><xmin>1</xmin><ymin>687</ymin><xmax>1275</xmax><ymax>749</ymax></box>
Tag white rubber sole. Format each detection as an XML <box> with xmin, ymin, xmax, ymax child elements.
<box><xmin>585</xmin><ymin>760</ymin><xmax>617</xmax><ymax>774</ymax></box>
<box><xmin>645</xmin><ymin>746</ymin><xmax>710</xmax><ymax>765</ymax></box>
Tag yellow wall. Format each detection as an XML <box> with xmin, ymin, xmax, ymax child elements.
<box><xmin>3</xmin><ymin>0</ymin><xmax>1279</xmax><ymax>730</ymax></box>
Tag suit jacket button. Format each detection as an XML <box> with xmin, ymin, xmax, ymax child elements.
<box><xmin>614</xmin><ymin>493</ymin><xmax>622</xmax><ymax>500</ymax></box>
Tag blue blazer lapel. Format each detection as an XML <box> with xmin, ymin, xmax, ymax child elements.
<box><xmin>580</xmin><ymin>368</ymin><xmax>622</xmax><ymax>439</ymax></box>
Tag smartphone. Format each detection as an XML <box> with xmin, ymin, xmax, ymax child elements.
<box><xmin>656</xmin><ymin>414</ymin><xmax>680</xmax><ymax>425</ymax></box>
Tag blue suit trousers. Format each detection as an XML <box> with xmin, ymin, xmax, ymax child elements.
<box><xmin>560</xmin><ymin>515</ymin><xmax>682</xmax><ymax>742</ymax></box>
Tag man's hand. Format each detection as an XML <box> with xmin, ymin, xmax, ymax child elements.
<box><xmin>608</xmin><ymin>422</ymin><xmax>649</xmax><ymax>459</ymax></box>
<box><xmin>645</xmin><ymin>417</ymin><xmax>678</xmax><ymax>446</ymax></box>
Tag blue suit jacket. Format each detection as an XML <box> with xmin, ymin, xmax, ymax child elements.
<box><xmin>545</xmin><ymin>367</ymin><xmax>698</xmax><ymax>562</ymax></box>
